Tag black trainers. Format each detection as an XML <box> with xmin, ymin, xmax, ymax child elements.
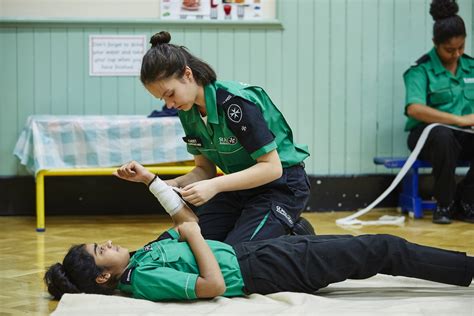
<box><xmin>291</xmin><ymin>217</ymin><xmax>316</xmax><ymax>235</ymax></box>
<box><xmin>432</xmin><ymin>204</ymin><xmax>453</xmax><ymax>224</ymax></box>
<box><xmin>456</xmin><ymin>201</ymin><xmax>474</xmax><ymax>223</ymax></box>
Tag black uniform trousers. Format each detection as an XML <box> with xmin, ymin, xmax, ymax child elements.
<box><xmin>234</xmin><ymin>234</ymin><xmax>473</xmax><ymax>295</ymax></box>
<box><xmin>408</xmin><ymin>124</ymin><xmax>474</xmax><ymax>207</ymax></box>
<box><xmin>195</xmin><ymin>164</ymin><xmax>310</xmax><ymax>246</ymax></box>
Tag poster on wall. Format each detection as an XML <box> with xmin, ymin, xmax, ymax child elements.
<box><xmin>160</xmin><ymin>0</ymin><xmax>275</xmax><ymax>21</ymax></box>
<box><xmin>89</xmin><ymin>35</ymin><xmax>146</xmax><ymax>76</ymax></box>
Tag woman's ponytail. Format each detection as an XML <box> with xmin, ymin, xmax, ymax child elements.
<box><xmin>429</xmin><ymin>0</ymin><xmax>466</xmax><ymax>45</ymax></box>
<box><xmin>141</xmin><ymin>31</ymin><xmax>216</xmax><ymax>86</ymax></box>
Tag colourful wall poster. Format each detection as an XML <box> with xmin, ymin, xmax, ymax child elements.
<box><xmin>160</xmin><ymin>0</ymin><xmax>275</xmax><ymax>21</ymax></box>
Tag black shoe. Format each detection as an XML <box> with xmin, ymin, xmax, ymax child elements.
<box><xmin>291</xmin><ymin>217</ymin><xmax>316</xmax><ymax>235</ymax></box>
<box><xmin>432</xmin><ymin>204</ymin><xmax>452</xmax><ymax>224</ymax></box>
<box><xmin>455</xmin><ymin>201</ymin><xmax>474</xmax><ymax>223</ymax></box>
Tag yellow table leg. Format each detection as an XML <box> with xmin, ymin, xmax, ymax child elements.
<box><xmin>33</xmin><ymin>165</ymin><xmax>222</xmax><ymax>232</ymax></box>
<box><xmin>36</xmin><ymin>171</ymin><xmax>45</xmax><ymax>232</ymax></box>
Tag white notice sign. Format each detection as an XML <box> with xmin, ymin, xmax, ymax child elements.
<box><xmin>89</xmin><ymin>35</ymin><xmax>146</xmax><ymax>76</ymax></box>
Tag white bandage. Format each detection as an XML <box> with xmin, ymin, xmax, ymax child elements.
<box><xmin>148</xmin><ymin>177</ymin><xmax>185</xmax><ymax>217</ymax></box>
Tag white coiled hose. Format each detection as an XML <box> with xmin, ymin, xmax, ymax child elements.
<box><xmin>336</xmin><ymin>123</ymin><xmax>474</xmax><ymax>226</ymax></box>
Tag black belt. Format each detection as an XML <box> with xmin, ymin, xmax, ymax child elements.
<box><xmin>285</xmin><ymin>161</ymin><xmax>305</xmax><ymax>169</ymax></box>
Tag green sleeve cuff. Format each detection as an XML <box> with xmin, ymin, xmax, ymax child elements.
<box><xmin>406</xmin><ymin>97</ymin><xmax>426</xmax><ymax>106</ymax></box>
<box><xmin>187</xmin><ymin>145</ymin><xmax>201</xmax><ymax>155</ymax></box>
<box><xmin>185</xmin><ymin>274</ymin><xmax>199</xmax><ymax>300</ymax></box>
<box><xmin>250</xmin><ymin>141</ymin><xmax>277</xmax><ymax>160</ymax></box>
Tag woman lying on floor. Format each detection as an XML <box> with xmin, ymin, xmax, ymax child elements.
<box><xmin>44</xmin><ymin>161</ymin><xmax>474</xmax><ymax>301</ymax></box>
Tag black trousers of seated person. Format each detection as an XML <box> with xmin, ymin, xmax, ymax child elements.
<box><xmin>234</xmin><ymin>234</ymin><xmax>473</xmax><ymax>295</ymax></box>
<box><xmin>408</xmin><ymin>124</ymin><xmax>474</xmax><ymax>206</ymax></box>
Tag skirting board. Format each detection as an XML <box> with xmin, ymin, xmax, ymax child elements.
<box><xmin>0</xmin><ymin>174</ymin><xmax>449</xmax><ymax>216</ymax></box>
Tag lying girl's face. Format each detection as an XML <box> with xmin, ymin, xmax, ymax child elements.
<box><xmin>145</xmin><ymin>67</ymin><xmax>200</xmax><ymax>112</ymax></box>
<box><xmin>85</xmin><ymin>240</ymin><xmax>130</xmax><ymax>276</ymax></box>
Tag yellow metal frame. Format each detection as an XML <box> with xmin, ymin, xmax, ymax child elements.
<box><xmin>35</xmin><ymin>166</ymin><xmax>198</xmax><ymax>232</ymax></box>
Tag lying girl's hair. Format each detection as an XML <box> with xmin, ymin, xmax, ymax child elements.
<box><xmin>140</xmin><ymin>30</ymin><xmax>216</xmax><ymax>86</ymax></box>
<box><xmin>44</xmin><ymin>244</ymin><xmax>115</xmax><ymax>299</ymax></box>
<box><xmin>430</xmin><ymin>0</ymin><xmax>466</xmax><ymax>45</ymax></box>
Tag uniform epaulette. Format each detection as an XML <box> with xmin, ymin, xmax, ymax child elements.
<box><xmin>216</xmin><ymin>88</ymin><xmax>234</xmax><ymax>105</ymax></box>
<box><xmin>462</xmin><ymin>53</ymin><xmax>474</xmax><ymax>60</ymax></box>
<box><xmin>414</xmin><ymin>54</ymin><xmax>430</xmax><ymax>66</ymax></box>
<box><xmin>120</xmin><ymin>267</ymin><xmax>135</xmax><ymax>285</ymax></box>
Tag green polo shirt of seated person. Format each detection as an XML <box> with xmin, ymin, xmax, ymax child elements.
<box><xmin>178</xmin><ymin>80</ymin><xmax>310</xmax><ymax>174</ymax></box>
<box><xmin>403</xmin><ymin>47</ymin><xmax>474</xmax><ymax>131</ymax></box>
<box><xmin>117</xmin><ymin>228</ymin><xmax>245</xmax><ymax>301</ymax></box>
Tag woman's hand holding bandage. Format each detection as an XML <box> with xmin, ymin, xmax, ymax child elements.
<box><xmin>180</xmin><ymin>179</ymin><xmax>218</xmax><ymax>206</ymax></box>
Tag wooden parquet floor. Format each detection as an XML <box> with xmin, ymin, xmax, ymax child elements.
<box><xmin>0</xmin><ymin>209</ymin><xmax>473</xmax><ymax>315</ymax></box>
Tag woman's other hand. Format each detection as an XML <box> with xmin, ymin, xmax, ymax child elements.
<box><xmin>456</xmin><ymin>114</ymin><xmax>474</xmax><ymax>127</ymax></box>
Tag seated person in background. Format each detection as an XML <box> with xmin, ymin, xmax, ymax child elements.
<box><xmin>404</xmin><ymin>0</ymin><xmax>474</xmax><ymax>224</ymax></box>
<box><xmin>44</xmin><ymin>161</ymin><xmax>474</xmax><ymax>301</ymax></box>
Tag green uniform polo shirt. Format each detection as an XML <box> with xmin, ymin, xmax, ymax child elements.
<box><xmin>117</xmin><ymin>228</ymin><xmax>245</xmax><ymax>301</ymax></box>
<box><xmin>403</xmin><ymin>47</ymin><xmax>474</xmax><ymax>131</ymax></box>
<box><xmin>178</xmin><ymin>80</ymin><xmax>309</xmax><ymax>174</ymax></box>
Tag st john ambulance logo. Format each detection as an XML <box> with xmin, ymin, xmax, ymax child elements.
<box><xmin>227</xmin><ymin>104</ymin><xmax>243</xmax><ymax>123</ymax></box>
<box><xmin>219</xmin><ymin>136</ymin><xmax>237</xmax><ymax>145</ymax></box>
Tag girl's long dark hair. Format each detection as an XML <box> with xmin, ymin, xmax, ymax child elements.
<box><xmin>44</xmin><ymin>244</ymin><xmax>115</xmax><ymax>300</ymax></box>
<box><xmin>140</xmin><ymin>31</ymin><xmax>216</xmax><ymax>86</ymax></box>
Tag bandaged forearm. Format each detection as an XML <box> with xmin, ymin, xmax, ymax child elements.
<box><xmin>148</xmin><ymin>176</ymin><xmax>184</xmax><ymax>216</ymax></box>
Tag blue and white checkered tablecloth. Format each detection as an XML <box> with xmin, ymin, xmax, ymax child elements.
<box><xmin>14</xmin><ymin>115</ymin><xmax>192</xmax><ymax>175</ymax></box>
